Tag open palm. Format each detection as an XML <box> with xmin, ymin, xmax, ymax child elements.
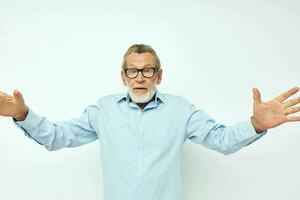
<box><xmin>252</xmin><ymin>87</ymin><xmax>300</xmax><ymax>132</ymax></box>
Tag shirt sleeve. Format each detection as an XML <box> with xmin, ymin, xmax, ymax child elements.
<box><xmin>185</xmin><ymin>104</ymin><xmax>267</xmax><ymax>155</ymax></box>
<box><xmin>13</xmin><ymin>105</ymin><xmax>100</xmax><ymax>151</ymax></box>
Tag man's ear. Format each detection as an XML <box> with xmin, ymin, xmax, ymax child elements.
<box><xmin>156</xmin><ymin>69</ymin><xmax>163</xmax><ymax>85</ymax></box>
<box><xmin>121</xmin><ymin>71</ymin><xmax>127</xmax><ymax>86</ymax></box>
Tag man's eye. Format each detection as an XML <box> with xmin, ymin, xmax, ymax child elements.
<box><xmin>128</xmin><ymin>69</ymin><xmax>137</xmax><ymax>73</ymax></box>
<box><xmin>143</xmin><ymin>68</ymin><xmax>152</xmax><ymax>72</ymax></box>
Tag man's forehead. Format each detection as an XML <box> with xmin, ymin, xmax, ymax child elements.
<box><xmin>126</xmin><ymin>52</ymin><xmax>155</xmax><ymax>67</ymax></box>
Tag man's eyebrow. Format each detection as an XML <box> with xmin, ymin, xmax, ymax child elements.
<box><xmin>127</xmin><ymin>64</ymin><xmax>154</xmax><ymax>68</ymax></box>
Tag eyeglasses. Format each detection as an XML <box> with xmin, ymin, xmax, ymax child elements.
<box><xmin>124</xmin><ymin>67</ymin><xmax>158</xmax><ymax>79</ymax></box>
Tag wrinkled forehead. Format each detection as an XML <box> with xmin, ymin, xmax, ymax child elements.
<box><xmin>125</xmin><ymin>52</ymin><xmax>156</xmax><ymax>68</ymax></box>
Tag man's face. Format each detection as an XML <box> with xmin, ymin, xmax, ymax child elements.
<box><xmin>121</xmin><ymin>52</ymin><xmax>162</xmax><ymax>103</ymax></box>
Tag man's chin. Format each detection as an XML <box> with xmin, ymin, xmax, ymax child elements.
<box><xmin>134</xmin><ymin>93</ymin><xmax>147</xmax><ymax>99</ymax></box>
<box><xmin>128</xmin><ymin>86</ymin><xmax>156</xmax><ymax>103</ymax></box>
<box><xmin>129</xmin><ymin>92</ymin><xmax>150</xmax><ymax>103</ymax></box>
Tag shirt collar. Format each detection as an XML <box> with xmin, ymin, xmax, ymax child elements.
<box><xmin>116</xmin><ymin>90</ymin><xmax>165</xmax><ymax>104</ymax></box>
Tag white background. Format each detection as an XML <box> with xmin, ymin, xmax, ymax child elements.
<box><xmin>1</xmin><ymin>0</ymin><xmax>300</xmax><ymax>199</ymax></box>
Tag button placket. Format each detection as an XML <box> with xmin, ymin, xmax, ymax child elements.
<box><xmin>136</xmin><ymin>110</ymin><xmax>145</xmax><ymax>199</ymax></box>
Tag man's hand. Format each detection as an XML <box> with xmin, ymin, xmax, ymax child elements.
<box><xmin>0</xmin><ymin>90</ymin><xmax>29</xmax><ymax>121</ymax></box>
<box><xmin>251</xmin><ymin>87</ymin><xmax>300</xmax><ymax>133</ymax></box>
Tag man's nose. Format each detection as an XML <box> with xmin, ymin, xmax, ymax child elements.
<box><xmin>135</xmin><ymin>71</ymin><xmax>145</xmax><ymax>82</ymax></box>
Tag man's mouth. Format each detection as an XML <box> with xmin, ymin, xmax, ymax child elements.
<box><xmin>133</xmin><ymin>87</ymin><xmax>147</xmax><ymax>91</ymax></box>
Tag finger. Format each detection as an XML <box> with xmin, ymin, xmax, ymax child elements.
<box><xmin>0</xmin><ymin>91</ymin><xmax>10</xmax><ymax>97</ymax></box>
<box><xmin>285</xmin><ymin>106</ymin><xmax>300</xmax><ymax>115</ymax></box>
<box><xmin>283</xmin><ymin>97</ymin><xmax>300</xmax><ymax>109</ymax></box>
<box><xmin>253</xmin><ymin>88</ymin><xmax>262</xmax><ymax>104</ymax></box>
<box><xmin>286</xmin><ymin>116</ymin><xmax>300</xmax><ymax>122</ymax></box>
<box><xmin>0</xmin><ymin>91</ymin><xmax>11</xmax><ymax>103</ymax></box>
<box><xmin>274</xmin><ymin>87</ymin><xmax>300</xmax><ymax>102</ymax></box>
<box><xmin>13</xmin><ymin>89</ymin><xmax>20</xmax><ymax>97</ymax></box>
<box><xmin>13</xmin><ymin>89</ymin><xmax>24</xmax><ymax>102</ymax></box>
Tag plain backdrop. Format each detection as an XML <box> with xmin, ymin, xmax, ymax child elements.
<box><xmin>1</xmin><ymin>0</ymin><xmax>300</xmax><ymax>199</ymax></box>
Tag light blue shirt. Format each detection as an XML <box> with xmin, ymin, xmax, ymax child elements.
<box><xmin>15</xmin><ymin>90</ymin><xmax>266</xmax><ymax>200</ymax></box>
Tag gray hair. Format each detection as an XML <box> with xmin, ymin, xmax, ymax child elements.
<box><xmin>121</xmin><ymin>44</ymin><xmax>161</xmax><ymax>71</ymax></box>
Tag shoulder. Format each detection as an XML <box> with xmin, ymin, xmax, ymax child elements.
<box><xmin>162</xmin><ymin>92</ymin><xmax>191</xmax><ymax>103</ymax></box>
<box><xmin>94</xmin><ymin>93</ymin><xmax>125</xmax><ymax>106</ymax></box>
<box><xmin>159</xmin><ymin>92</ymin><xmax>193</xmax><ymax>108</ymax></box>
<box><xmin>83</xmin><ymin>93</ymin><xmax>123</xmax><ymax>115</ymax></box>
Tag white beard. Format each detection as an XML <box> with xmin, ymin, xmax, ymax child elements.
<box><xmin>127</xmin><ymin>83</ymin><xmax>157</xmax><ymax>103</ymax></box>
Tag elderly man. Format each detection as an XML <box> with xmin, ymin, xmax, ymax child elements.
<box><xmin>0</xmin><ymin>44</ymin><xmax>300</xmax><ymax>200</ymax></box>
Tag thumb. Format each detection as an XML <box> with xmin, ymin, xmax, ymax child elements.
<box><xmin>13</xmin><ymin>89</ymin><xmax>24</xmax><ymax>102</ymax></box>
<box><xmin>253</xmin><ymin>87</ymin><xmax>262</xmax><ymax>104</ymax></box>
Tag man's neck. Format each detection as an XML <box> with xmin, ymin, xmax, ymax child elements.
<box><xmin>137</xmin><ymin>103</ymin><xmax>147</xmax><ymax>110</ymax></box>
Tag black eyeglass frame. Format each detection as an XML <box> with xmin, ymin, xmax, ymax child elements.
<box><xmin>123</xmin><ymin>67</ymin><xmax>158</xmax><ymax>79</ymax></box>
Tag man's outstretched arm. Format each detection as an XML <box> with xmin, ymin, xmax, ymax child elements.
<box><xmin>0</xmin><ymin>90</ymin><xmax>99</xmax><ymax>151</ymax></box>
<box><xmin>185</xmin><ymin>86</ymin><xmax>300</xmax><ymax>155</ymax></box>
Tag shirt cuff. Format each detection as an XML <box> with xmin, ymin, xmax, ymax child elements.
<box><xmin>241</xmin><ymin>118</ymin><xmax>268</xmax><ymax>146</ymax></box>
<box><xmin>13</xmin><ymin>108</ymin><xmax>43</xmax><ymax>136</ymax></box>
